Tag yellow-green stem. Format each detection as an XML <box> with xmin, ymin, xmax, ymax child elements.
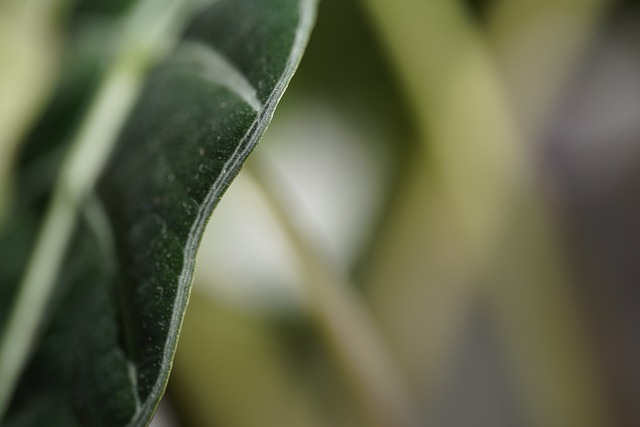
<box><xmin>360</xmin><ymin>0</ymin><xmax>525</xmax><ymax>394</ymax></box>
<box><xmin>247</xmin><ymin>161</ymin><xmax>421</xmax><ymax>427</ymax></box>
<box><xmin>489</xmin><ymin>197</ymin><xmax>613</xmax><ymax>427</ymax></box>
<box><xmin>360</xmin><ymin>1</ymin><xmax>613</xmax><ymax>426</ymax></box>
<box><xmin>485</xmin><ymin>1</ymin><xmax>614</xmax><ymax>426</ymax></box>
<box><xmin>488</xmin><ymin>0</ymin><xmax>612</xmax><ymax>141</ymax></box>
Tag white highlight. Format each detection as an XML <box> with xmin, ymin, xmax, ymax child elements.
<box><xmin>170</xmin><ymin>41</ymin><xmax>262</xmax><ymax>112</ymax></box>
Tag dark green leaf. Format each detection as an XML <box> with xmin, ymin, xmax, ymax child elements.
<box><xmin>0</xmin><ymin>0</ymin><xmax>316</xmax><ymax>425</ymax></box>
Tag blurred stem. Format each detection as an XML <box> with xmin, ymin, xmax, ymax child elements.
<box><xmin>0</xmin><ymin>0</ymin><xmax>70</xmax><ymax>225</ymax></box>
<box><xmin>489</xmin><ymin>198</ymin><xmax>613</xmax><ymax>427</ymax></box>
<box><xmin>361</xmin><ymin>0</ymin><xmax>524</xmax><ymax>252</ymax></box>
<box><xmin>360</xmin><ymin>0</ymin><xmax>525</xmax><ymax>392</ymax></box>
<box><xmin>246</xmin><ymin>161</ymin><xmax>421</xmax><ymax>427</ymax></box>
<box><xmin>0</xmin><ymin>0</ymin><xmax>196</xmax><ymax>420</ymax></box>
<box><xmin>361</xmin><ymin>1</ymin><xmax>613</xmax><ymax>426</ymax></box>
<box><xmin>488</xmin><ymin>0</ymin><xmax>611</xmax><ymax>141</ymax></box>
<box><xmin>486</xmin><ymin>1</ymin><xmax>614</xmax><ymax>426</ymax></box>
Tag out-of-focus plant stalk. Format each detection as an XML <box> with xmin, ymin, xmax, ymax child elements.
<box><xmin>0</xmin><ymin>0</ymin><xmax>69</xmax><ymax>225</ymax></box>
<box><xmin>247</xmin><ymin>162</ymin><xmax>422</xmax><ymax>427</ymax></box>
<box><xmin>361</xmin><ymin>0</ymin><xmax>525</xmax><ymax>395</ymax></box>
<box><xmin>361</xmin><ymin>0</ymin><xmax>613</xmax><ymax>426</ymax></box>
<box><xmin>361</xmin><ymin>0</ymin><xmax>525</xmax><ymax>258</ymax></box>
<box><xmin>489</xmin><ymin>0</ymin><xmax>612</xmax><ymax>141</ymax></box>
<box><xmin>489</xmin><ymin>198</ymin><xmax>613</xmax><ymax>427</ymax></box>
<box><xmin>486</xmin><ymin>1</ymin><xmax>614</xmax><ymax>426</ymax></box>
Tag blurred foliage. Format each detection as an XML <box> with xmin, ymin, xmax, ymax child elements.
<box><xmin>170</xmin><ymin>0</ymin><xmax>640</xmax><ymax>426</ymax></box>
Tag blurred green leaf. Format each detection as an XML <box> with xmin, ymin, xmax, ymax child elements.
<box><xmin>0</xmin><ymin>0</ymin><xmax>316</xmax><ymax>425</ymax></box>
<box><xmin>171</xmin><ymin>291</ymin><xmax>362</xmax><ymax>427</ymax></box>
<box><xmin>0</xmin><ymin>0</ymin><xmax>66</xmax><ymax>223</ymax></box>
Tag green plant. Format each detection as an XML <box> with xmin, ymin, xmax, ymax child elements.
<box><xmin>0</xmin><ymin>0</ymin><xmax>315</xmax><ymax>425</ymax></box>
<box><xmin>2</xmin><ymin>0</ymin><xmax>640</xmax><ymax>426</ymax></box>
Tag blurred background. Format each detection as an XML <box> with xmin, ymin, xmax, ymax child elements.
<box><xmin>157</xmin><ymin>0</ymin><xmax>640</xmax><ymax>426</ymax></box>
<box><xmin>4</xmin><ymin>0</ymin><xmax>640</xmax><ymax>426</ymax></box>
